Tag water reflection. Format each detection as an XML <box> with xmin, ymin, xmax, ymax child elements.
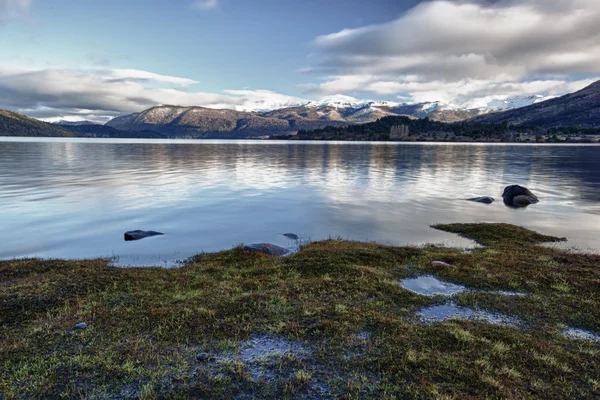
<box><xmin>0</xmin><ymin>138</ymin><xmax>599</xmax><ymax>266</ymax></box>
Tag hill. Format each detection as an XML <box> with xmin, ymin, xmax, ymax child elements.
<box><xmin>61</xmin><ymin>124</ymin><xmax>165</xmax><ymax>139</ymax></box>
<box><xmin>0</xmin><ymin>110</ymin><xmax>73</xmax><ymax>137</ymax></box>
<box><xmin>472</xmin><ymin>80</ymin><xmax>600</xmax><ymax>127</ymax></box>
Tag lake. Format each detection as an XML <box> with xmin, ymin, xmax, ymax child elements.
<box><xmin>1</xmin><ymin>137</ymin><xmax>599</xmax><ymax>266</ymax></box>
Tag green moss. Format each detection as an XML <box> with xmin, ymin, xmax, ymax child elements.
<box><xmin>432</xmin><ymin>223</ymin><xmax>566</xmax><ymax>247</ymax></box>
<box><xmin>1</xmin><ymin>224</ymin><xmax>599</xmax><ymax>399</ymax></box>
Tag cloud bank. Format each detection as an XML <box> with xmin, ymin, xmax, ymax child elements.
<box><xmin>305</xmin><ymin>0</ymin><xmax>600</xmax><ymax>104</ymax></box>
<box><xmin>0</xmin><ymin>67</ymin><xmax>306</xmax><ymax>123</ymax></box>
<box><xmin>2</xmin><ymin>0</ymin><xmax>600</xmax><ymax>121</ymax></box>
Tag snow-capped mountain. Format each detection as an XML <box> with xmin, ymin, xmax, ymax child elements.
<box><xmin>52</xmin><ymin>119</ymin><xmax>99</xmax><ymax>126</ymax></box>
<box><xmin>304</xmin><ymin>95</ymin><xmax>401</xmax><ymax>110</ymax></box>
<box><xmin>460</xmin><ymin>95</ymin><xmax>554</xmax><ymax>112</ymax></box>
<box><xmin>105</xmin><ymin>92</ymin><xmax>557</xmax><ymax>137</ymax></box>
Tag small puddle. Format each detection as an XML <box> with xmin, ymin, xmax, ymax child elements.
<box><xmin>494</xmin><ymin>290</ymin><xmax>527</xmax><ymax>297</ymax></box>
<box><xmin>400</xmin><ymin>275</ymin><xmax>528</xmax><ymax>298</ymax></box>
<box><xmin>417</xmin><ymin>302</ymin><xmax>518</xmax><ymax>326</ymax></box>
<box><xmin>219</xmin><ymin>335</ymin><xmax>311</xmax><ymax>383</ymax></box>
<box><xmin>563</xmin><ymin>328</ymin><xmax>600</xmax><ymax>342</ymax></box>
<box><xmin>238</xmin><ymin>335</ymin><xmax>309</xmax><ymax>362</ymax></box>
<box><xmin>400</xmin><ymin>275</ymin><xmax>467</xmax><ymax>296</ymax></box>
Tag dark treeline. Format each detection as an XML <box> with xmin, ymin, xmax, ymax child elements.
<box><xmin>281</xmin><ymin>116</ymin><xmax>600</xmax><ymax>142</ymax></box>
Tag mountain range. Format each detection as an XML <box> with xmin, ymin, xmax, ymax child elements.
<box><xmin>104</xmin><ymin>93</ymin><xmax>554</xmax><ymax>138</ymax></box>
<box><xmin>1</xmin><ymin>80</ymin><xmax>599</xmax><ymax>139</ymax></box>
<box><xmin>472</xmin><ymin>81</ymin><xmax>600</xmax><ymax>127</ymax></box>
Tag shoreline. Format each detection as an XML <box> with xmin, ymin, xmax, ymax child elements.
<box><xmin>2</xmin><ymin>223</ymin><xmax>599</xmax><ymax>398</ymax></box>
<box><xmin>2</xmin><ymin>135</ymin><xmax>600</xmax><ymax>145</ymax></box>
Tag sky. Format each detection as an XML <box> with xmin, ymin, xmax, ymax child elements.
<box><xmin>1</xmin><ymin>0</ymin><xmax>599</xmax><ymax>122</ymax></box>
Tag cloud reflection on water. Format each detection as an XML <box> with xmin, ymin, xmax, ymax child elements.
<box><xmin>0</xmin><ymin>139</ymin><xmax>599</xmax><ymax>265</ymax></box>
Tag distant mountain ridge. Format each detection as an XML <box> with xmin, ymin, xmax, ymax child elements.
<box><xmin>104</xmin><ymin>93</ymin><xmax>550</xmax><ymax>138</ymax></box>
<box><xmin>3</xmin><ymin>82</ymin><xmax>600</xmax><ymax>139</ymax></box>
<box><xmin>52</xmin><ymin>120</ymin><xmax>99</xmax><ymax>126</ymax></box>
<box><xmin>471</xmin><ymin>81</ymin><xmax>600</xmax><ymax>127</ymax></box>
<box><xmin>0</xmin><ymin>110</ymin><xmax>73</xmax><ymax>137</ymax></box>
<box><xmin>0</xmin><ymin>111</ymin><xmax>164</xmax><ymax>138</ymax></box>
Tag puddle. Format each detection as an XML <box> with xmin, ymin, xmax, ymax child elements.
<box><xmin>563</xmin><ymin>328</ymin><xmax>600</xmax><ymax>342</ymax></box>
<box><xmin>493</xmin><ymin>290</ymin><xmax>527</xmax><ymax>297</ymax></box>
<box><xmin>417</xmin><ymin>302</ymin><xmax>519</xmax><ymax>326</ymax></box>
<box><xmin>400</xmin><ymin>275</ymin><xmax>528</xmax><ymax>298</ymax></box>
<box><xmin>400</xmin><ymin>275</ymin><xmax>468</xmax><ymax>296</ymax></box>
<box><xmin>238</xmin><ymin>335</ymin><xmax>310</xmax><ymax>362</ymax></box>
<box><xmin>219</xmin><ymin>335</ymin><xmax>311</xmax><ymax>383</ymax></box>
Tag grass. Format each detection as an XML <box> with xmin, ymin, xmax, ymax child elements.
<box><xmin>1</xmin><ymin>223</ymin><xmax>599</xmax><ymax>399</ymax></box>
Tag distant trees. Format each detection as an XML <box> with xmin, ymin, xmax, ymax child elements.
<box><xmin>287</xmin><ymin>115</ymin><xmax>600</xmax><ymax>142</ymax></box>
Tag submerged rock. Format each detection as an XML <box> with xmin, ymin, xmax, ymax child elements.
<box><xmin>243</xmin><ymin>243</ymin><xmax>289</xmax><ymax>256</ymax></box>
<box><xmin>502</xmin><ymin>185</ymin><xmax>539</xmax><ymax>207</ymax></box>
<box><xmin>124</xmin><ymin>230</ymin><xmax>164</xmax><ymax>241</ymax></box>
<box><xmin>282</xmin><ymin>233</ymin><xmax>300</xmax><ymax>240</ymax></box>
<box><xmin>466</xmin><ymin>196</ymin><xmax>495</xmax><ymax>204</ymax></box>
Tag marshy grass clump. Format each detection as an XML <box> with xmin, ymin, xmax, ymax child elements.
<box><xmin>1</xmin><ymin>224</ymin><xmax>599</xmax><ymax>399</ymax></box>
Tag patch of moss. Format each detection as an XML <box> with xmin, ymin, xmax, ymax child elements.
<box><xmin>432</xmin><ymin>223</ymin><xmax>566</xmax><ymax>247</ymax></box>
<box><xmin>1</xmin><ymin>224</ymin><xmax>598</xmax><ymax>399</ymax></box>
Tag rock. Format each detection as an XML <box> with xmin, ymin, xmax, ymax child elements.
<box><xmin>74</xmin><ymin>322</ymin><xmax>88</xmax><ymax>330</ymax></box>
<box><xmin>432</xmin><ymin>261</ymin><xmax>453</xmax><ymax>268</ymax></box>
<box><xmin>466</xmin><ymin>196</ymin><xmax>495</xmax><ymax>204</ymax></box>
<box><xmin>124</xmin><ymin>230</ymin><xmax>164</xmax><ymax>241</ymax></box>
<box><xmin>502</xmin><ymin>185</ymin><xmax>539</xmax><ymax>207</ymax></box>
<box><xmin>243</xmin><ymin>243</ymin><xmax>289</xmax><ymax>256</ymax></box>
<box><xmin>282</xmin><ymin>233</ymin><xmax>299</xmax><ymax>240</ymax></box>
<box><xmin>196</xmin><ymin>352</ymin><xmax>210</xmax><ymax>361</ymax></box>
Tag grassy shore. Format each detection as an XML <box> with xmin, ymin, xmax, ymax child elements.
<box><xmin>1</xmin><ymin>224</ymin><xmax>599</xmax><ymax>399</ymax></box>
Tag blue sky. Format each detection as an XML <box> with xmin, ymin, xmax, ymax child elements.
<box><xmin>1</xmin><ymin>0</ymin><xmax>599</xmax><ymax>121</ymax></box>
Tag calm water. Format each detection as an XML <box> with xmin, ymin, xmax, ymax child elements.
<box><xmin>1</xmin><ymin>137</ymin><xmax>599</xmax><ymax>266</ymax></box>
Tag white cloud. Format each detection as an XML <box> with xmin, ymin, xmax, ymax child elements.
<box><xmin>105</xmin><ymin>69</ymin><xmax>199</xmax><ymax>86</ymax></box>
<box><xmin>223</xmin><ymin>89</ymin><xmax>307</xmax><ymax>111</ymax></box>
<box><xmin>191</xmin><ymin>0</ymin><xmax>218</xmax><ymax>11</ymax></box>
<box><xmin>306</xmin><ymin>0</ymin><xmax>600</xmax><ymax>103</ymax></box>
<box><xmin>0</xmin><ymin>0</ymin><xmax>31</xmax><ymax>22</ymax></box>
<box><xmin>0</xmin><ymin>66</ymin><xmax>308</xmax><ymax>122</ymax></box>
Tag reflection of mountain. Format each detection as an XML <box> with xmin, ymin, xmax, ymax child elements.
<box><xmin>1</xmin><ymin>140</ymin><xmax>600</xmax><ymax>263</ymax></box>
<box><xmin>2</xmin><ymin>140</ymin><xmax>598</xmax><ymax>204</ymax></box>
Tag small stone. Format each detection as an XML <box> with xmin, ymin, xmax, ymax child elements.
<box><xmin>243</xmin><ymin>243</ymin><xmax>290</xmax><ymax>256</ymax></box>
<box><xmin>196</xmin><ymin>352</ymin><xmax>210</xmax><ymax>361</ymax></box>
<box><xmin>432</xmin><ymin>261</ymin><xmax>453</xmax><ymax>268</ymax></box>
<box><xmin>124</xmin><ymin>230</ymin><xmax>164</xmax><ymax>241</ymax></box>
<box><xmin>466</xmin><ymin>196</ymin><xmax>495</xmax><ymax>204</ymax></box>
<box><xmin>74</xmin><ymin>322</ymin><xmax>88</xmax><ymax>330</ymax></box>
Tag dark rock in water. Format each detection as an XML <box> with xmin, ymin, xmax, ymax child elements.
<box><xmin>124</xmin><ymin>230</ymin><xmax>164</xmax><ymax>241</ymax></box>
<box><xmin>467</xmin><ymin>197</ymin><xmax>495</xmax><ymax>204</ymax></box>
<box><xmin>502</xmin><ymin>185</ymin><xmax>539</xmax><ymax>207</ymax></box>
<box><xmin>243</xmin><ymin>243</ymin><xmax>289</xmax><ymax>256</ymax></box>
<box><xmin>282</xmin><ymin>233</ymin><xmax>299</xmax><ymax>240</ymax></box>
<box><xmin>74</xmin><ymin>322</ymin><xmax>88</xmax><ymax>330</ymax></box>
